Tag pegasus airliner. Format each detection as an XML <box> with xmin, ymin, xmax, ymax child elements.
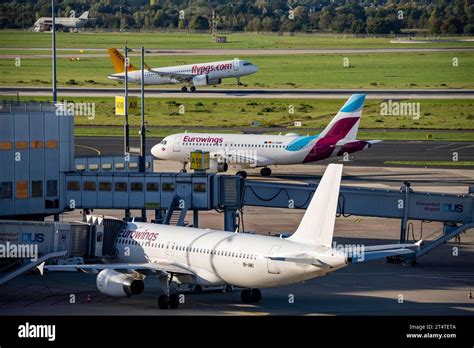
<box><xmin>151</xmin><ymin>94</ymin><xmax>380</xmax><ymax>177</ymax></box>
<box><xmin>39</xmin><ymin>164</ymin><xmax>419</xmax><ymax>309</ymax></box>
<box><xmin>107</xmin><ymin>48</ymin><xmax>258</xmax><ymax>92</ymax></box>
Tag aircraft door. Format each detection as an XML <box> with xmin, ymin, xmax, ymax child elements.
<box><xmin>233</xmin><ymin>58</ymin><xmax>239</xmax><ymax>72</ymax></box>
<box><xmin>267</xmin><ymin>245</ymin><xmax>281</xmax><ymax>274</ymax></box>
<box><xmin>173</xmin><ymin>136</ymin><xmax>182</xmax><ymax>152</ymax></box>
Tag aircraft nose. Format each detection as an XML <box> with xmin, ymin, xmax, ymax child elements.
<box><xmin>253</xmin><ymin>65</ymin><xmax>259</xmax><ymax>73</ymax></box>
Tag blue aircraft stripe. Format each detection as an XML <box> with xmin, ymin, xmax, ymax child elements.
<box><xmin>285</xmin><ymin>135</ymin><xmax>318</xmax><ymax>152</ymax></box>
<box><xmin>340</xmin><ymin>94</ymin><xmax>366</xmax><ymax>113</ymax></box>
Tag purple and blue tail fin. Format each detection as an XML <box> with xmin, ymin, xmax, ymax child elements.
<box><xmin>319</xmin><ymin>94</ymin><xmax>365</xmax><ymax>140</ymax></box>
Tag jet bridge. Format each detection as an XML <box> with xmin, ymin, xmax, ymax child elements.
<box><xmin>240</xmin><ymin>179</ymin><xmax>474</xmax><ymax>264</ymax></box>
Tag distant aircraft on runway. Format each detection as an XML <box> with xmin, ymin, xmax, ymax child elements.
<box><xmin>39</xmin><ymin>164</ymin><xmax>420</xmax><ymax>309</ymax></box>
<box><xmin>34</xmin><ymin>11</ymin><xmax>90</xmax><ymax>32</ymax></box>
<box><xmin>152</xmin><ymin>94</ymin><xmax>381</xmax><ymax>177</ymax></box>
<box><xmin>107</xmin><ymin>48</ymin><xmax>258</xmax><ymax>92</ymax></box>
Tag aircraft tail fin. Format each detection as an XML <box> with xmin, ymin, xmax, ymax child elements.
<box><xmin>107</xmin><ymin>48</ymin><xmax>137</xmax><ymax>74</ymax></box>
<box><xmin>79</xmin><ymin>11</ymin><xmax>89</xmax><ymax>20</ymax></box>
<box><xmin>319</xmin><ymin>94</ymin><xmax>366</xmax><ymax>141</ymax></box>
<box><xmin>288</xmin><ymin>164</ymin><xmax>343</xmax><ymax>247</ymax></box>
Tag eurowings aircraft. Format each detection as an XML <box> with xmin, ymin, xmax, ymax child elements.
<box><xmin>40</xmin><ymin>164</ymin><xmax>419</xmax><ymax>309</ymax></box>
<box><xmin>107</xmin><ymin>48</ymin><xmax>258</xmax><ymax>92</ymax></box>
<box><xmin>151</xmin><ymin>94</ymin><xmax>381</xmax><ymax>177</ymax></box>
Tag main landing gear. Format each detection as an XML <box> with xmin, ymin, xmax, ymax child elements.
<box><xmin>158</xmin><ymin>293</ymin><xmax>180</xmax><ymax>309</ymax></box>
<box><xmin>181</xmin><ymin>86</ymin><xmax>196</xmax><ymax>92</ymax></box>
<box><xmin>180</xmin><ymin>162</ymin><xmax>187</xmax><ymax>173</ymax></box>
<box><xmin>260</xmin><ymin>167</ymin><xmax>272</xmax><ymax>177</ymax></box>
<box><xmin>157</xmin><ymin>273</ymin><xmax>181</xmax><ymax>309</ymax></box>
<box><xmin>241</xmin><ymin>288</ymin><xmax>262</xmax><ymax>304</ymax></box>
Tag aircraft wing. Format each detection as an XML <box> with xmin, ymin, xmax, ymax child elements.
<box><xmin>149</xmin><ymin>69</ymin><xmax>195</xmax><ymax>82</ymax></box>
<box><xmin>40</xmin><ymin>262</ymin><xmax>194</xmax><ymax>276</ymax></box>
<box><xmin>213</xmin><ymin>152</ymin><xmax>276</xmax><ymax>167</ymax></box>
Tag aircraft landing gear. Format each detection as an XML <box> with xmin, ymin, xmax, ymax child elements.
<box><xmin>237</xmin><ymin>77</ymin><xmax>242</xmax><ymax>86</ymax></box>
<box><xmin>181</xmin><ymin>86</ymin><xmax>188</xmax><ymax>92</ymax></box>
<box><xmin>260</xmin><ymin>167</ymin><xmax>272</xmax><ymax>177</ymax></box>
<box><xmin>241</xmin><ymin>288</ymin><xmax>262</xmax><ymax>304</ymax></box>
<box><xmin>180</xmin><ymin>162</ymin><xmax>187</xmax><ymax>173</ymax></box>
<box><xmin>169</xmin><ymin>293</ymin><xmax>180</xmax><ymax>309</ymax></box>
<box><xmin>190</xmin><ymin>86</ymin><xmax>196</xmax><ymax>92</ymax></box>
<box><xmin>158</xmin><ymin>294</ymin><xmax>169</xmax><ymax>309</ymax></box>
<box><xmin>157</xmin><ymin>293</ymin><xmax>181</xmax><ymax>309</ymax></box>
<box><xmin>157</xmin><ymin>273</ymin><xmax>180</xmax><ymax>309</ymax></box>
<box><xmin>236</xmin><ymin>171</ymin><xmax>247</xmax><ymax>179</ymax></box>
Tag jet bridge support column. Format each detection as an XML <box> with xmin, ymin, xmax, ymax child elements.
<box><xmin>400</xmin><ymin>182</ymin><xmax>412</xmax><ymax>244</ymax></box>
<box><xmin>193</xmin><ymin>209</ymin><xmax>199</xmax><ymax>228</ymax></box>
<box><xmin>224</xmin><ymin>209</ymin><xmax>238</xmax><ymax>232</ymax></box>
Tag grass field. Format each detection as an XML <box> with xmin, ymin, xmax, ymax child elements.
<box><xmin>1</xmin><ymin>31</ymin><xmax>474</xmax><ymax>49</ymax></box>
<box><xmin>2</xmin><ymin>52</ymin><xmax>473</xmax><ymax>89</ymax></box>
<box><xmin>61</xmin><ymin>97</ymin><xmax>474</xmax><ymax>130</ymax></box>
<box><xmin>16</xmin><ymin>96</ymin><xmax>474</xmax><ymax>140</ymax></box>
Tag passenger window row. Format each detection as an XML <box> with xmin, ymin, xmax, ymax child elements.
<box><xmin>116</xmin><ymin>238</ymin><xmax>257</xmax><ymax>260</ymax></box>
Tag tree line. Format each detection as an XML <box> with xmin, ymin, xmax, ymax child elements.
<box><xmin>1</xmin><ymin>0</ymin><xmax>473</xmax><ymax>34</ymax></box>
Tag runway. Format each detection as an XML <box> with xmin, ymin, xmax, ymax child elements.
<box><xmin>75</xmin><ymin>136</ymin><xmax>474</xmax><ymax>169</ymax></box>
<box><xmin>1</xmin><ymin>46</ymin><xmax>473</xmax><ymax>59</ymax></box>
<box><xmin>3</xmin><ymin>86</ymin><xmax>474</xmax><ymax>99</ymax></box>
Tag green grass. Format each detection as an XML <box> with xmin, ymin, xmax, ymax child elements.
<box><xmin>2</xmin><ymin>52</ymin><xmax>474</xmax><ymax>89</ymax></box>
<box><xmin>385</xmin><ymin>161</ymin><xmax>474</xmax><ymax>166</ymax></box>
<box><xmin>26</xmin><ymin>96</ymin><xmax>472</xmax><ymax>130</ymax></box>
<box><xmin>1</xmin><ymin>31</ymin><xmax>474</xmax><ymax>49</ymax></box>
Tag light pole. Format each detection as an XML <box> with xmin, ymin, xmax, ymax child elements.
<box><xmin>139</xmin><ymin>46</ymin><xmax>146</xmax><ymax>173</ymax></box>
<box><xmin>124</xmin><ymin>43</ymin><xmax>130</xmax><ymax>154</ymax></box>
<box><xmin>52</xmin><ymin>0</ymin><xmax>57</xmax><ymax>103</ymax></box>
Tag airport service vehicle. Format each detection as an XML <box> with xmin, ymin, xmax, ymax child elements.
<box><xmin>107</xmin><ymin>48</ymin><xmax>258</xmax><ymax>91</ymax></box>
<box><xmin>40</xmin><ymin>164</ymin><xmax>419</xmax><ymax>310</ymax></box>
<box><xmin>151</xmin><ymin>94</ymin><xmax>380</xmax><ymax>177</ymax></box>
<box><xmin>34</xmin><ymin>11</ymin><xmax>89</xmax><ymax>32</ymax></box>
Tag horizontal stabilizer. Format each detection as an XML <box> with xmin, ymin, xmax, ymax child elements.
<box><xmin>267</xmin><ymin>256</ymin><xmax>333</xmax><ymax>268</ymax></box>
<box><xmin>350</xmin><ymin>241</ymin><xmax>421</xmax><ymax>263</ymax></box>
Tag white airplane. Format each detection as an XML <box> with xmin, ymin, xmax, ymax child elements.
<box><xmin>34</xmin><ymin>11</ymin><xmax>89</xmax><ymax>32</ymax></box>
<box><xmin>107</xmin><ymin>48</ymin><xmax>258</xmax><ymax>92</ymax></box>
<box><xmin>151</xmin><ymin>94</ymin><xmax>380</xmax><ymax>177</ymax></box>
<box><xmin>39</xmin><ymin>164</ymin><xmax>419</xmax><ymax>309</ymax></box>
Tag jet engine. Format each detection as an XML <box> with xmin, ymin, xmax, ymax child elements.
<box><xmin>207</xmin><ymin>78</ymin><xmax>222</xmax><ymax>85</ymax></box>
<box><xmin>192</xmin><ymin>75</ymin><xmax>222</xmax><ymax>86</ymax></box>
<box><xmin>96</xmin><ymin>269</ymin><xmax>144</xmax><ymax>297</ymax></box>
<box><xmin>209</xmin><ymin>158</ymin><xmax>228</xmax><ymax>173</ymax></box>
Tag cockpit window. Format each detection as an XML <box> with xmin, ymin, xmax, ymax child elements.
<box><xmin>160</xmin><ymin>140</ymin><xmax>167</xmax><ymax>145</ymax></box>
<box><xmin>243</xmin><ymin>62</ymin><xmax>252</xmax><ymax>66</ymax></box>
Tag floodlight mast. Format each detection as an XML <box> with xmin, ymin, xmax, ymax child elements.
<box><xmin>124</xmin><ymin>43</ymin><xmax>130</xmax><ymax>155</ymax></box>
<box><xmin>139</xmin><ymin>46</ymin><xmax>146</xmax><ymax>173</ymax></box>
<box><xmin>52</xmin><ymin>0</ymin><xmax>57</xmax><ymax>103</ymax></box>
